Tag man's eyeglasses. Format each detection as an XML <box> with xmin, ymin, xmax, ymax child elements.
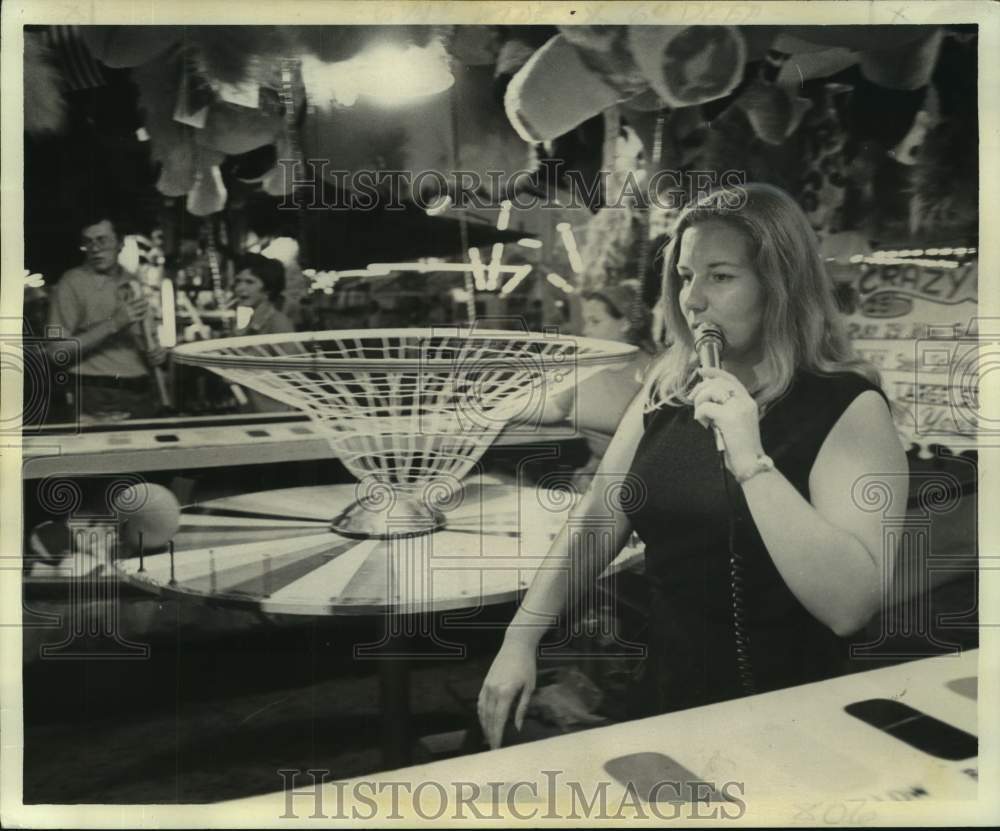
<box><xmin>79</xmin><ymin>236</ymin><xmax>118</xmax><ymax>252</ymax></box>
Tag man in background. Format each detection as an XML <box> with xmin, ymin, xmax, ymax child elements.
<box><xmin>47</xmin><ymin>213</ymin><xmax>166</xmax><ymax>419</ymax></box>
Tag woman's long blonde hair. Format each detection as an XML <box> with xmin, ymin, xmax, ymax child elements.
<box><xmin>646</xmin><ymin>182</ymin><xmax>878</xmax><ymax>411</ymax></box>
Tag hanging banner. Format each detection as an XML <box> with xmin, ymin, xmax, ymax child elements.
<box><xmin>842</xmin><ymin>258</ymin><xmax>982</xmax><ymax>457</ymax></box>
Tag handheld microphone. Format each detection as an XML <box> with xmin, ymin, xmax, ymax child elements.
<box><xmin>693</xmin><ymin>324</ymin><xmax>726</xmax><ymax>453</ymax></box>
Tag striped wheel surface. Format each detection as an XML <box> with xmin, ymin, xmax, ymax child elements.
<box><xmin>115</xmin><ymin>474</ymin><xmax>632</xmax><ymax>617</ymax></box>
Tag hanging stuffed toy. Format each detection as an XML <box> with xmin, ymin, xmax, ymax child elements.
<box><xmin>23</xmin><ymin>30</ymin><xmax>66</xmax><ymax>135</ymax></box>
<box><xmin>133</xmin><ymin>51</ymin><xmax>198</xmax><ymax>197</ymax></box>
<box><xmin>891</xmin><ymin>85</ymin><xmax>941</xmax><ymax>166</ymax></box>
<box><xmin>627</xmin><ymin>26</ymin><xmax>746</xmax><ymax>108</ymax></box>
<box><xmin>444</xmin><ymin>25</ymin><xmax>503</xmax><ymax>66</ymax></box>
<box><xmin>228</xmin><ymin>144</ymin><xmax>279</xmax><ymax>184</ymax></box>
<box><xmin>732</xmin><ymin>49</ymin><xmax>812</xmax><ymax>146</ymax></box>
<box><xmin>734</xmin><ymin>81</ymin><xmax>812</xmax><ymax>146</ymax></box>
<box><xmin>505</xmin><ymin>26</ymin><xmax>747</xmax><ymax>143</ymax></box>
<box><xmin>558</xmin><ymin>26</ymin><xmax>652</xmax><ymax>98</ymax></box>
<box><xmin>134</xmin><ymin>43</ymin><xmax>301</xmax><ymax>213</ymax></box>
<box><xmin>683</xmin><ymin>103</ymin><xmax>802</xmax><ymax>198</ymax></box>
<box><xmin>261</xmin><ymin>59</ymin><xmax>306</xmax><ymax>198</ymax></box>
<box><xmin>768</xmin><ymin>26</ymin><xmax>944</xmax><ymax>95</ymax></box>
<box><xmin>777</xmin><ymin>25</ymin><xmax>936</xmax><ymax>53</ymax></box>
<box><xmin>156</xmin><ymin>133</ymin><xmax>198</xmax><ymax>197</ymax></box>
<box><xmin>860</xmin><ymin>27</ymin><xmax>943</xmax><ymax>91</ymax></box>
<box><xmin>186</xmin><ymin>148</ymin><xmax>228</xmax><ymax>216</ymax></box>
<box><xmin>494</xmin><ymin>35</ymin><xmax>538</xmax><ymax>84</ymax></box>
<box><xmin>579</xmin><ymin>115</ymin><xmax>648</xmax><ymax>294</ymax></box>
<box><xmin>196</xmin><ymin>95</ymin><xmax>284</xmax><ymax>155</ymax></box>
<box><xmin>909</xmin><ymin>113</ymin><xmax>978</xmax><ymax>236</ymax></box>
<box><xmin>797</xmin><ymin>83</ymin><xmax>854</xmax><ymax>240</ymax></box>
<box><xmin>185</xmin><ymin>27</ymin><xmax>293</xmax><ymax>85</ymax></box>
<box><xmin>909</xmin><ymin>30</ymin><xmax>977</xmax><ymax>235</ymax></box>
<box><xmin>79</xmin><ymin>25</ymin><xmax>181</xmax><ymax>68</ymax></box>
<box><xmin>261</xmin><ymin>134</ymin><xmax>300</xmax><ymax>198</ymax></box>
<box><xmin>504</xmin><ymin>34</ymin><xmax>624</xmax><ymax>144</ymax></box>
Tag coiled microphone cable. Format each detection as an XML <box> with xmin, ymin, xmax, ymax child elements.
<box><xmin>694</xmin><ymin>324</ymin><xmax>756</xmax><ymax>696</ymax></box>
<box><xmin>719</xmin><ymin>449</ymin><xmax>756</xmax><ymax>695</ymax></box>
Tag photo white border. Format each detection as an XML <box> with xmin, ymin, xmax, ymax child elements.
<box><xmin>2</xmin><ymin>1</ymin><xmax>998</xmax><ymax>826</ymax></box>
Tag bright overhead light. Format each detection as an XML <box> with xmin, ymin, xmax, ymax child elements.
<box><xmin>302</xmin><ymin>39</ymin><xmax>455</xmax><ymax>108</ymax></box>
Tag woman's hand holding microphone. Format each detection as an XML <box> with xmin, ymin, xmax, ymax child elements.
<box><xmin>692</xmin><ymin>366</ymin><xmax>769</xmax><ymax>481</ymax></box>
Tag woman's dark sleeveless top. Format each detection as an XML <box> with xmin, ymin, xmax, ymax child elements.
<box><xmin>623</xmin><ymin>369</ymin><xmax>887</xmax><ymax>717</ymax></box>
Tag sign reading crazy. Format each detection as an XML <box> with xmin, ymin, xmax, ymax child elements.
<box><xmin>842</xmin><ymin>259</ymin><xmax>982</xmax><ymax>457</ymax></box>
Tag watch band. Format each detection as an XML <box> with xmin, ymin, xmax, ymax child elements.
<box><xmin>735</xmin><ymin>453</ymin><xmax>775</xmax><ymax>484</ymax></box>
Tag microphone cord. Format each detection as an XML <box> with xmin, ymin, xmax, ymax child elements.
<box><xmin>718</xmin><ymin>448</ymin><xmax>756</xmax><ymax>696</ymax></box>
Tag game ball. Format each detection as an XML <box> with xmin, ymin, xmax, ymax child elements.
<box><xmin>113</xmin><ymin>483</ymin><xmax>181</xmax><ymax>554</ymax></box>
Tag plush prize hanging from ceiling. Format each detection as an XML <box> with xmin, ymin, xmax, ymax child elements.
<box><xmin>23</xmin><ymin>30</ymin><xmax>68</xmax><ymax>135</ymax></box>
<box><xmin>31</xmin><ymin>21</ymin><xmax>966</xmax><ymax>238</ymax></box>
<box><xmin>577</xmin><ymin>109</ymin><xmax>660</xmax><ymax>351</ymax></box>
<box><xmin>260</xmin><ymin>59</ymin><xmax>305</xmax><ymax>198</ymax></box>
<box><xmin>505</xmin><ymin>25</ymin><xmax>748</xmax><ymax>145</ymax></box>
<box><xmin>132</xmin><ymin>42</ymin><xmax>288</xmax><ymax>215</ymax></box>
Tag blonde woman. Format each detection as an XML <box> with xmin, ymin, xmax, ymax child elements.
<box><xmin>479</xmin><ymin>183</ymin><xmax>907</xmax><ymax>749</ymax></box>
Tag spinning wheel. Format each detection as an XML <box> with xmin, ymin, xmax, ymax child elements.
<box><xmin>116</xmin><ymin>473</ymin><xmax>637</xmax><ymax>616</ymax></box>
<box><xmin>170</xmin><ymin>328</ymin><xmax>635</xmax><ymax>537</ymax></box>
<box><xmin>114</xmin><ymin>471</ymin><xmax>644</xmax><ymax>769</ymax></box>
<box><xmin>119</xmin><ymin>328</ymin><xmax>638</xmax><ymax>767</ymax></box>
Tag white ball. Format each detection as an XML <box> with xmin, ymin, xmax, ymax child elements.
<box><xmin>113</xmin><ymin>483</ymin><xmax>181</xmax><ymax>553</ymax></box>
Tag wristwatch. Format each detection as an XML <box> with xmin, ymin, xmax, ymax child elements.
<box><xmin>734</xmin><ymin>453</ymin><xmax>775</xmax><ymax>484</ymax></box>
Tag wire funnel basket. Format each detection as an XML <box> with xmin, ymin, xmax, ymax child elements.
<box><xmin>173</xmin><ymin>328</ymin><xmax>636</xmax><ymax>537</ymax></box>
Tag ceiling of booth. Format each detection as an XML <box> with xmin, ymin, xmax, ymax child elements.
<box><xmin>24</xmin><ymin>23</ymin><xmax>978</xmax><ymax>280</ymax></box>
